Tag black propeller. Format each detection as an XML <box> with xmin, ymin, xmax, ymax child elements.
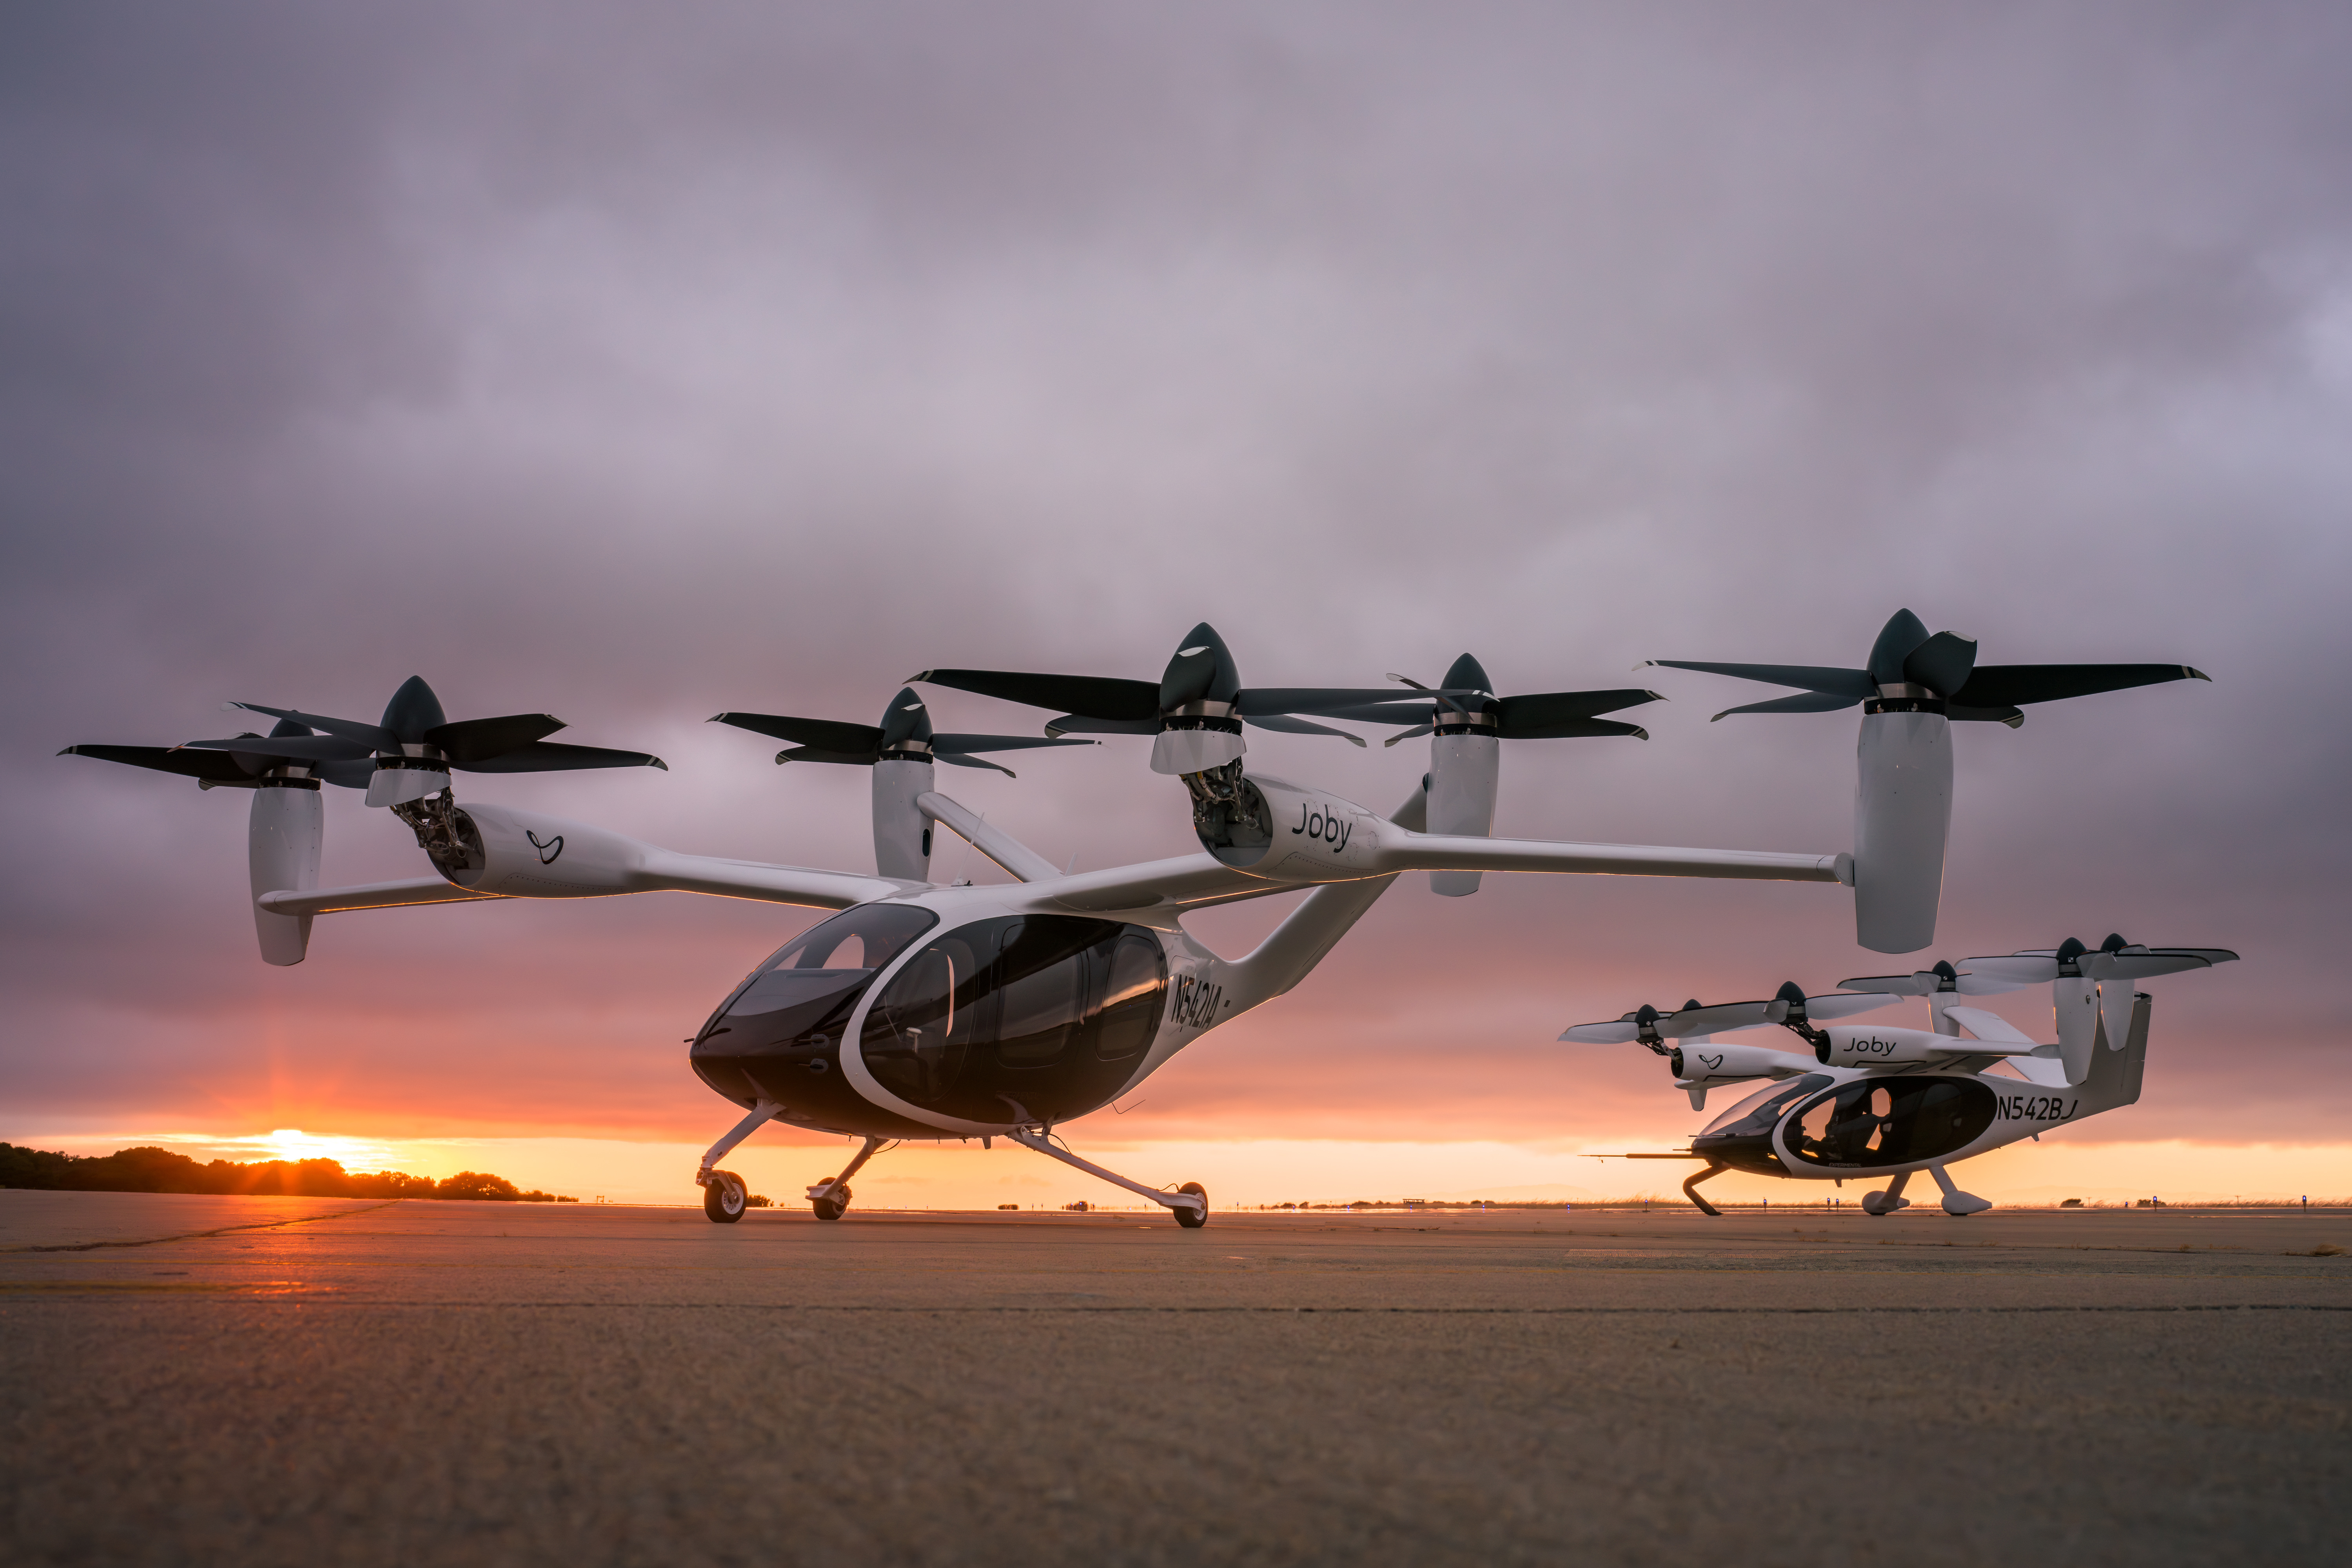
<box><xmin>60</xmin><ymin>718</ymin><xmax>376</xmax><ymax>790</ymax></box>
<box><xmin>1646</xmin><ymin>608</ymin><xmax>2209</xmax><ymax>727</ymax></box>
<box><xmin>191</xmin><ymin>676</ymin><xmax>666</xmax><ymax>777</ymax></box>
<box><xmin>1308</xmin><ymin>652</ymin><xmax>1661</xmax><ymax>746</ymax></box>
<box><xmin>1560</xmin><ymin>984</ymin><xmax>1895</xmax><ymax>1045</ymax></box>
<box><xmin>912</xmin><ymin>622</ymin><xmax>1475</xmax><ymax>751</ymax></box>
<box><xmin>712</xmin><ymin>687</ymin><xmax>1094</xmax><ymax>778</ymax></box>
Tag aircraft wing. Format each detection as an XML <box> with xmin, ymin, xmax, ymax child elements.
<box><xmin>262</xmin><ymin>857</ymin><xmax>907</xmax><ymax>917</ymax></box>
<box><xmin>631</xmin><ymin>852</ymin><xmax>911</xmax><ymax>909</ymax></box>
<box><xmin>1374</xmin><ymin>832</ymin><xmax>1851</xmax><ymax>884</ymax></box>
<box><xmin>259</xmin><ymin>879</ymin><xmax>505</xmax><ymax>916</ymax></box>
<box><xmin>1045</xmin><ymin>855</ymin><xmax>1296</xmax><ymax>913</ymax></box>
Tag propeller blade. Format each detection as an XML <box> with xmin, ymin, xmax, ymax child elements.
<box><xmin>1493</xmin><ymin>717</ymin><xmax>1650</xmax><ymax>741</ymax></box>
<box><xmin>912</xmin><ymin>670</ymin><xmax>1161</xmax><ymax>722</ymax></box>
<box><xmin>225</xmin><ymin>702</ymin><xmax>394</xmax><ymax>750</ymax></box>
<box><xmin>1902</xmin><ymin>632</ymin><xmax>1979</xmax><ymax>695</ymax></box>
<box><xmin>313</xmin><ymin>760</ymin><xmax>375</xmax><ymax>789</ymax></box>
<box><xmin>774</xmin><ymin>747</ymin><xmax>882</xmax><ymax>767</ymax></box>
<box><xmin>1955</xmin><ymin>972</ymin><xmax>2037</xmax><ymax>996</ymax></box>
<box><xmin>59</xmin><ymin>743</ymin><xmax>255</xmax><ymax>783</ymax></box>
<box><xmin>1559</xmin><ymin>1020</ymin><xmax>1644</xmax><ymax>1044</ymax></box>
<box><xmin>1838</xmin><ymin>971</ymin><xmax>1943</xmax><ymax>996</ymax></box>
<box><xmin>1950</xmin><ymin>664</ymin><xmax>2209</xmax><ymax>708</ymax></box>
<box><xmin>1381</xmin><ymin>724</ymin><xmax>1436</xmax><ymax>747</ymax></box>
<box><xmin>1307</xmin><ymin>702</ymin><xmax>1433</xmax><ymax>725</ymax></box>
<box><xmin>931</xmin><ymin>733</ymin><xmax>1099</xmax><ymax>755</ymax></box>
<box><xmin>1948</xmin><ymin>704</ymin><xmax>2026</xmax><ymax>728</ymax></box>
<box><xmin>1802</xmin><ymin>993</ymin><xmax>1900</xmax><ymax>1021</ymax></box>
<box><xmin>1643</xmin><ymin>661</ymin><xmax>1875</xmax><ymax>697</ymax></box>
<box><xmin>2083</xmin><ymin>948</ymin><xmax>2239</xmax><ymax>980</ymax></box>
<box><xmin>1235</xmin><ymin>687</ymin><xmax>1478</xmax><ymax>716</ymax></box>
<box><xmin>423</xmin><ymin>713</ymin><xmax>567</xmax><ymax>764</ymax></box>
<box><xmin>1710</xmin><ymin>691</ymin><xmax>1864</xmax><ymax>720</ymax></box>
<box><xmin>1662</xmin><ymin>1000</ymin><xmax>1782</xmax><ymax>1036</ymax></box>
<box><xmin>935</xmin><ymin>751</ymin><xmax>1018</xmax><ymax>777</ymax></box>
<box><xmin>1494</xmin><ymin>688</ymin><xmax>1660</xmax><ymax>731</ymax></box>
<box><xmin>1959</xmin><ymin>955</ymin><xmax>2062</xmax><ymax>987</ymax></box>
<box><xmin>712</xmin><ymin>712</ymin><xmax>884</xmax><ymax>754</ymax></box>
<box><xmin>1042</xmin><ymin>714</ymin><xmax>1163</xmax><ymax>737</ymax></box>
<box><xmin>180</xmin><ymin>734</ymin><xmax>374</xmax><ymax>762</ymax></box>
<box><xmin>454</xmin><ymin>741</ymin><xmax>666</xmax><ymax>773</ymax></box>
<box><xmin>1241</xmin><ymin>714</ymin><xmax>1367</xmax><ymax>746</ymax></box>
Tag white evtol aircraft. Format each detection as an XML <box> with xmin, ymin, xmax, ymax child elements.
<box><xmin>59</xmin><ymin>617</ymin><xmax>2206</xmax><ymax>1225</ymax></box>
<box><xmin>1564</xmin><ymin>936</ymin><xmax>2238</xmax><ymax>1216</ymax></box>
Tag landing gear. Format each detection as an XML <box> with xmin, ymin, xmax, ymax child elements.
<box><xmin>704</xmin><ymin>1171</ymin><xmax>748</xmax><ymax>1223</ymax></box>
<box><xmin>1682</xmin><ymin>1162</ymin><xmax>1727</xmax><ymax>1217</ymax></box>
<box><xmin>1005</xmin><ymin>1127</ymin><xmax>1209</xmax><ymax>1228</ymax></box>
<box><xmin>1862</xmin><ymin>1172</ymin><xmax>1912</xmax><ymax>1216</ymax></box>
<box><xmin>807</xmin><ymin>1136</ymin><xmax>889</xmax><ymax>1222</ymax></box>
<box><xmin>1927</xmin><ymin>1163</ymin><xmax>1992</xmax><ymax>1216</ymax></box>
<box><xmin>698</xmin><ymin>1096</ymin><xmax>783</xmax><ymax>1224</ymax></box>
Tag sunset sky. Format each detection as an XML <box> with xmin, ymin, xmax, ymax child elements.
<box><xmin>6</xmin><ymin>4</ymin><xmax>2349</xmax><ymax>1208</ymax></box>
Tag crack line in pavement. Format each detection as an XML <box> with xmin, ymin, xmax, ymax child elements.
<box><xmin>1</xmin><ymin>1201</ymin><xmax>399</xmax><ymax>1254</ymax></box>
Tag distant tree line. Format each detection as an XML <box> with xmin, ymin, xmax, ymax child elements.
<box><xmin>0</xmin><ymin>1143</ymin><xmax>573</xmax><ymax>1202</ymax></box>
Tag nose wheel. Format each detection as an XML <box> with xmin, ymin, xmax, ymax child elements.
<box><xmin>1172</xmin><ymin>1181</ymin><xmax>1209</xmax><ymax>1228</ymax></box>
<box><xmin>703</xmin><ymin>1170</ymin><xmax>748</xmax><ymax>1224</ymax></box>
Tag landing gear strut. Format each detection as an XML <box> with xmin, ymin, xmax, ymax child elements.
<box><xmin>1005</xmin><ymin>1127</ymin><xmax>1209</xmax><ymax>1227</ymax></box>
<box><xmin>1926</xmin><ymin>1163</ymin><xmax>1992</xmax><ymax>1216</ymax></box>
<box><xmin>1862</xmin><ymin>1171</ymin><xmax>1912</xmax><ymax>1216</ymax></box>
<box><xmin>697</xmin><ymin>1096</ymin><xmax>781</xmax><ymax>1225</ymax></box>
<box><xmin>808</xmin><ymin>1136</ymin><xmax>889</xmax><ymax>1222</ymax></box>
<box><xmin>1682</xmin><ymin>1162</ymin><xmax>1727</xmax><ymax>1217</ymax></box>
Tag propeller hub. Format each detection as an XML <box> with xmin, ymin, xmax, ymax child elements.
<box><xmin>1864</xmin><ymin>691</ymin><xmax>1947</xmax><ymax>717</ymax></box>
<box><xmin>1430</xmin><ymin>708</ymin><xmax>1500</xmax><ymax>736</ymax></box>
<box><xmin>1161</xmin><ymin>701</ymin><xmax>1241</xmax><ymax>732</ymax></box>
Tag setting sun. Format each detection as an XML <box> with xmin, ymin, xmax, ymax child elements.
<box><xmin>242</xmin><ymin>1128</ymin><xmax>401</xmax><ymax>1173</ymax></box>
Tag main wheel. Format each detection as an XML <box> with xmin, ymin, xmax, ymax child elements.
<box><xmin>704</xmin><ymin>1171</ymin><xmax>748</xmax><ymax>1224</ymax></box>
<box><xmin>812</xmin><ymin>1183</ymin><xmax>849</xmax><ymax>1221</ymax></box>
<box><xmin>1173</xmin><ymin>1181</ymin><xmax>1209</xmax><ymax>1229</ymax></box>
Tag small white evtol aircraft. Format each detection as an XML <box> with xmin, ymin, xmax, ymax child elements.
<box><xmin>1564</xmin><ymin>936</ymin><xmax>2238</xmax><ymax>1216</ymax></box>
<box><xmin>60</xmin><ymin>615</ymin><xmax>2206</xmax><ymax>1225</ymax></box>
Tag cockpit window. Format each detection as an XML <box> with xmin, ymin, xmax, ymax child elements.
<box><xmin>713</xmin><ymin>904</ymin><xmax>938</xmax><ymax>1032</ymax></box>
<box><xmin>751</xmin><ymin>905</ymin><xmax>938</xmax><ymax>978</ymax></box>
<box><xmin>860</xmin><ymin>916</ymin><xmax>1168</xmax><ymax>1109</ymax></box>
<box><xmin>1700</xmin><ymin>1074</ymin><xmax>1833</xmax><ymax>1139</ymax></box>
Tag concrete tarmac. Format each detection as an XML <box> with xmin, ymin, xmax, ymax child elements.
<box><xmin>4</xmin><ymin>1193</ymin><xmax>2347</xmax><ymax>1566</ymax></box>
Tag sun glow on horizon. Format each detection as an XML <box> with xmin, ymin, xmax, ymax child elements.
<box><xmin>237</xmin><ymin>1128</ymin><xmax>406</xmax><ymax>1173</ymax></box>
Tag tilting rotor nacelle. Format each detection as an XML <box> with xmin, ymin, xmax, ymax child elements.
<box><xmin>1651</xmin><ymin>609</ymin><xmax>2209</xmax><ymax>953</ymax></box>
